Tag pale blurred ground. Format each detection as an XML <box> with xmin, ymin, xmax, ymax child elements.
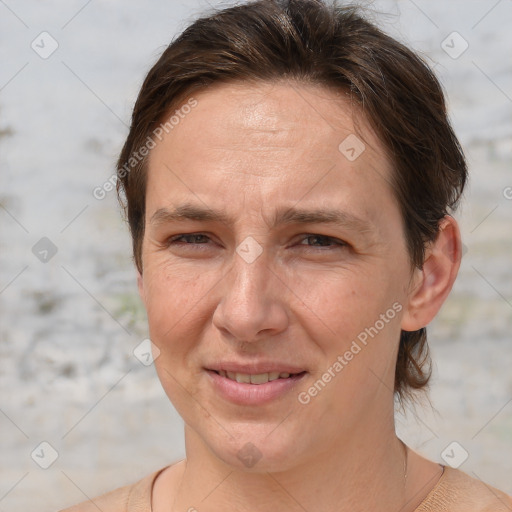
<box><xmin>0</xmin><ymin>1</ymin><xmax>511</xmax><ymax>510</ymax></box>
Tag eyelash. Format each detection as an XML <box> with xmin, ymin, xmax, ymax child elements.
<box><xmin>165</xmin><ymin>233</ymin><xmax>347</xmax><ymax>249</ymax></box>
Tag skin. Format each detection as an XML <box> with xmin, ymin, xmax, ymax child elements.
<box><xmin>137</xmin><ymin>80</ymin><xmax>462</xmax><ymax>512</ymax></box>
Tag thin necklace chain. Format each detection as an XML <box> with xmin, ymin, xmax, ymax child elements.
<box><xmin>402</xmin><ymin>439</ymin><xmax>409</xmax><ymax>511</ymax></box>
<box><xmin>402</xmin><ymin>439</ymin><xmax>408</xmax><ymax>481</ymax></box>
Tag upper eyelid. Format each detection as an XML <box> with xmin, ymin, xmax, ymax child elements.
<box><xmin>168</xmin><ymin>233</ymin><xmax>347</xmax><ymax>245</ymax></box>
<box><xmin>168</xmin><ymin>233</ymin><xmax>211</xmax><ymax>242</ymax></box>
<box><xmin>299</xmin><ymin>234</ymin><xmax>346</xmax><ymax>244</ymax></box>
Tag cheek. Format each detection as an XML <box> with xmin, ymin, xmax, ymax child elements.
<box><xmin>143</xmin><ymin>263</ymin><xmax>216</xmax><ymax>403</ymax></box>
<box><xmin>294</xmin><ymin>269</ymin><xmax>406</xmax><ymax>390</ymax></box>
<box><xmin>144</xmin><ymin>255</ymin><xmax>213</xmax><ymax>308</ymax></box>
<box><xmin>304</xmin><ymin>278</ymin><xmax>404</xmax><ymax>401</ymax></box>
<box><xmin>142</xmin><ymin>260</ymin><xmax>217</xmax><ymax>349</ymax></box>
<box><xmin>294</xmin><ymin>267</ymin><xmax>394</xmax><ymax>333</ymax></box>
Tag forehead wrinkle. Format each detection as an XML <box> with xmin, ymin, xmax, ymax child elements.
<box><xmin>149</xmin><ymin>202</ymin><xmax>377</xmax><ymax>239</ymax></box>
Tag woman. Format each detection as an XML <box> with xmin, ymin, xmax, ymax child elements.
<box><xmin>62</xmin><ymin>0</ymin><xmax>512</xmax><ymax>510</ymax></box>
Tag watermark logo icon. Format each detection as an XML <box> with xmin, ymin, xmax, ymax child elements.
<box><xmin>237</xmin><ymin>442</ymin><xmax>262</xmax><ymax>468</ymax></box>
<box><xmin>338</xmin><ymin>134</ymin><xmax>366</xmax><ymax>161</ymax></box>
<box><xmin>236</xmin><ymin>236</ymin><xmax>263</xmax><ymax>264</ymax></box>
<box><xmin>441</xmin><ymin>441</ymin><xmax>469</xmax><ymax>468</ymax></box>
<box><xmin>32</xmin><ymin>237</ymin><xmax>58</xmax><ymax>263</ymax></box>
<box><xmin>441</xmin><ymin>32</ymin><xmax>469</xmax><ymax>59</ymax></box>
<box><xmin>31</xmin><ymin>441</ymin><xmax>59</xmax><ymax>469</ymax></box>
<box><xmin>133</xmin><ymin>338</ymin><xmax>161</xmax><ymax>366</ymax></box>
<box><xmin>31</xmin><ymin>32</ymin><xmax>59</xmax><ymax>59</ymax></box>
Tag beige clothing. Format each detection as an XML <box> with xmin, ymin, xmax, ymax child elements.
<box><xmin>60</xmin><ymin>464</ymin><xmax>512</xmax><ymax>511</ymax></box>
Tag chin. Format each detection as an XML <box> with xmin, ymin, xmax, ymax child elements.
<box><xmin>202</xmin><ymin>424</ymin><xmax>310</xmax><ymax>473</ymax></box>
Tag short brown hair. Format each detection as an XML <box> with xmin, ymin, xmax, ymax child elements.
<box><xmin>116</xmin><ymin>0</ymin><xmax>467</xmax><ymax>403</ymax></box>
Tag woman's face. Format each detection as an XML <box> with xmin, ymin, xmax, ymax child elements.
<box><xmin>139</xmin><ymin>81</ymin><xmax>415</xmax><ymax>471</ymax></box>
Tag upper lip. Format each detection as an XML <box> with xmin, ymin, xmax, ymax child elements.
<box><xmin>205</xmin><ymin>362</ymin><xmax>307</xmax><ymax>374</ymax></box>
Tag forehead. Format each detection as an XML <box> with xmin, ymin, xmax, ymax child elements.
<box><xmin>153</xmin><ymin>80</ymin><xmax>382</xmax><ymax>161</ymax></box>
<box><xmin>145</xmin><ymin>80</ymin><xmax>397</xmax><ymax>227</ymax></box>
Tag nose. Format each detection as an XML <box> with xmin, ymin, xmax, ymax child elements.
<box><xmin>212</xmin><ymin>254</ymin><xmax>289</xmax><ymax>344</ymax></box>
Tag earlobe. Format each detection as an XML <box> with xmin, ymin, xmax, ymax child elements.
<box><xmin>401</xmin><ymin>216</ymin><xmax>462</xmax><ymax>332</ymax></box>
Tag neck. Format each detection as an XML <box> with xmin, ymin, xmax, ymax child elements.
<box><xmin>170</xmin><ymin>420</ymin><xmax>409</xmax><ymax>512</ymax></box>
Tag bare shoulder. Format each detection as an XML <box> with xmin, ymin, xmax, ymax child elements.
<box><xmin>416</xmin><ymin>466</ymin><xmax>512</xmax><ymax>512</ymax></box>
<box><xmin>57</xmin><ymin>482</ymin><xmax>131</xmax><ymax>512</ymax></box>
<box><xmin>58</xmin><ymin>466</ymin><xmax>169</xmax><ymax>512</ymax></box>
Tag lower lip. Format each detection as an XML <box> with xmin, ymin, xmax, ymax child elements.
<box><xmin>205</xmin><ymin>370</ymin><xmax>307</xmax><ymax>405</ymax></box>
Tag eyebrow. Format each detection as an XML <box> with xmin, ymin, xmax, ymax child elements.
<box><xmin>149</xmin><ymin>203</ymin><xmax>375</xmax><ymax>235</ymax></box>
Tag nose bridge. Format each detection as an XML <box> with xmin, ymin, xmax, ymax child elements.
<box><xmin>227</xmin><ymin>253</ymin><xmax>271</xmax><ymax>315</ymax></box>
<box><xmin>213</xmin><ymin>249</ymin><xmax>288</xmax><ymax>341</ymax></box>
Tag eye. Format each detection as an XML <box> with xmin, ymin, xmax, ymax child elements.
<box><xmin>168</xmin><ymin>233</ymin><xmax>211</xmax><ymax>245</ymax></box>
<box><xmin>161</xmin><ymin>232</ymin><xmax>219</xmax><ymax>259</ymax></box>
<box><xmin>298</xmin><ymin>234</ymin><xmax>347</xmax><ymax>248</ymax></box>
<box><xmin>163</xmin><ymin>233</ymin><xmax>348</xmax><ymax>254</ymax></box>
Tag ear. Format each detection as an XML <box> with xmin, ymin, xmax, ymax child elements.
<box><xmin>401</xmin><ymin>215</ymin><xmax>462</xmax><ymax>332</ymax></box>
<box><xmin>137</xmin><ymin>270</ymin><xmax>145</xmax><ymax>305</ymax></box>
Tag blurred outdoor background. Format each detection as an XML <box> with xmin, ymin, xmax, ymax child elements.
<box><xmin>0</xmin><ymin>0</ymin><xmax>511</xmax><ymax>510</ymax></box>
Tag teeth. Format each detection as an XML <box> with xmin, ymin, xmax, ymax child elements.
<box><xmin>218</xmin><ymin>371</ymin><xmax>296</xmax><ymax>384</ymax></box>
<box><xmin>236</xmin><ymin>373</ymin><xmax>251</xmax><ymax>383</ymax></box>
<box><xmin>250</xmin><ymin>373</ymin><xmax>269</xmax><ymax>384</ymax></box>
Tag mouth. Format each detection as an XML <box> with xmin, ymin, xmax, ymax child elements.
<box><xmin>204</xmin><ymin>367</ymin><xmax>308</xmax><ymax>405</ymax></box>
<box><xmin>210</xmin><ymin>369</ymin><xmax>307</xmax><ymax>384</ymax></box>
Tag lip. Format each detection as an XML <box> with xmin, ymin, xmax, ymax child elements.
<box><xmin>205</xmin><ymin>369</ymin><xmax>308</xmax><ymax>405</ymax></box>
<box><xmin>205</xmin><ymin>362</ymin><xmax>306</xmax><ymax>374</ymax></box>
